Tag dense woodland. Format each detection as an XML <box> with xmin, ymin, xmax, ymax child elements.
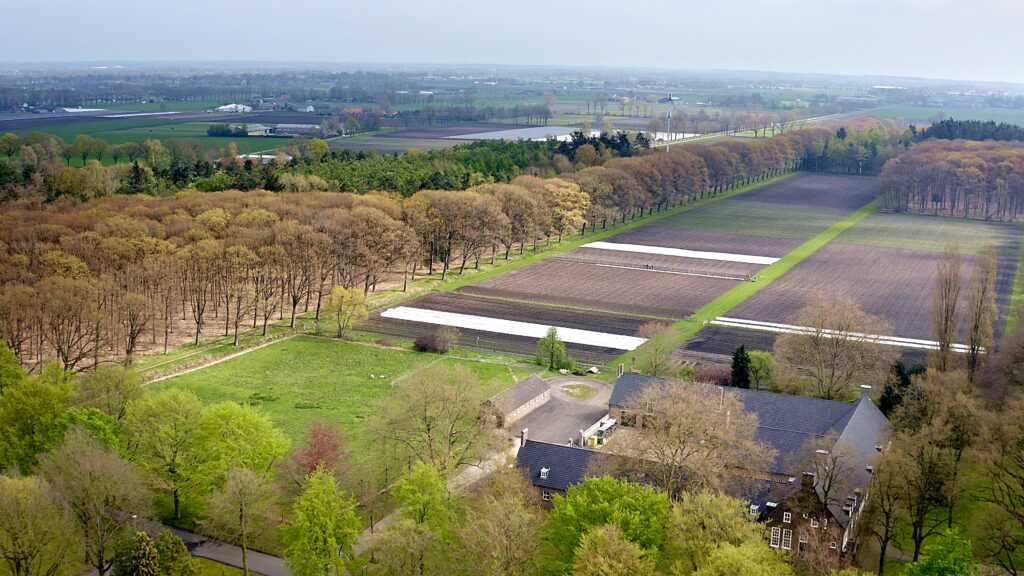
<box><xmin>879</xmin><ymin>139</ymin><xmax>1024</xmax><ymax>220</ymax></box>
<box><xmin>917</xmin><ymin>118</ymin><xmax>1024</xmax><ymax>142</ymax></box>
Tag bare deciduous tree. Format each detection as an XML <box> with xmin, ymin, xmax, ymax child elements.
<box><xmin>966</xmin><ymin>246</ymin><xmax>997</xmax><ymax>382</ymax></box>
<box><xmin>775</xmin><ymin>294</ymin><xmax>898</xmax><ymax>400</ymax></box>
<box><xmin>931</xmin><ymin>243</ymin><xmax>963</xmax><ymax>373</ymax></box>
<box><xmin>609</xmin><ymin>380</ymin><xmax>773</xmax><ymax>498</ymax></box>
<box><xmin>374</xmin><ymin>364</ymin><xmax>500</xmax><ymax>476</ymax></box>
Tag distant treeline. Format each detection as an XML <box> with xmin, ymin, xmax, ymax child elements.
<box><xmin>879</xmin><ymin>139</ymin><xmax>1024</xmax><ymax>221</ymax></box>
<box><xmin>798</xmin><ymin>125</ymin><xmax>910</xmax><ymax>175</ymax></box>
<box><xmin>916</xmin><ymin>119</ymin><xmax>1024</xmax><ymax>142</ymax></box>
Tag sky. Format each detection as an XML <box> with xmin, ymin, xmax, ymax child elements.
<box><xmin>5</xmin><ymin>0</ymin><xmax>1023</xmax><ymax>84</ymax></box>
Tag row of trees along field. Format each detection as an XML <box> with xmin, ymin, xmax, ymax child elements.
<box><xmin>0</xmin><ymin>128</ymin><xmax>837</xmax><ymax>371</ymax></box>
<box><xmin>879</xmin><ymin>139</ymin><xmax>1024</xmax><ymax>220</ymax></box>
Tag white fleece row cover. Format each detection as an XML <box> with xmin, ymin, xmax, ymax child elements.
<box><xmin>582</xmin><ymin>241</ymin><xmax>780</xmax><ymax>266</ymax></box>
<box><xmin>712</xmin><ymin>316</ymin><xmax>975</xmax><ymax>353</ymax></box>
<box><xmin>380</xmin><ymin>306</ymin><xmax>648</xmax><ymax>350</ymax></box>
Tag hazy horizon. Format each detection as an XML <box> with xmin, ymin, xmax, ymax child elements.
<box><xmin>5</xmin><ymin>0</ymin><xmax>1023</xmax><ymax>85</ymax></box>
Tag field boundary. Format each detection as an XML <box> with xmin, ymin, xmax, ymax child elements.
<box><xmin>1004</xmin><ymin>239</ymin><xmax>1024</xmax><ymax>335</ymax></box>
<box><xmin>614</xmin><ymin>199</ymin><xmax>879</xmax><ymax>366</ymax></box>
<box><xmin>372</xmin><ymin>172</ymin><xmax>798</xmax><ymax>312</ymax></box>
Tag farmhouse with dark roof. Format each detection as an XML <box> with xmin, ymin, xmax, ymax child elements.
<box><xmin>517</xmin><ymin>373</ymin><xmax>890</xmax><ymax>555</ymax></box>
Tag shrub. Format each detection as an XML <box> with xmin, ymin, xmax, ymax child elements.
<box><xmin>694</xmin><ymin>363</ymin><xmax>731</xmax><ymax>387</ymax></box>
<box><xmin>414</xmin><ymin>326</ymin><xmax>461</xmax><ymax>353</ymax></box>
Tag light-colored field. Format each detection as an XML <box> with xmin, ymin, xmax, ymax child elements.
<box><xmin>380</xmin><ymin>306</ymin><xmax>647</xmax><ymax>350</ymax></box>
<box><xmin>585</xmin><ymin>241</ymin><xmax>779</xmax><ymax>265</ymax></box>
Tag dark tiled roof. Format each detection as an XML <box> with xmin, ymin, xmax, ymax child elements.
<box><xmin>609</xmin><ymin>374</ymin><xmax>890</xmax><ymax>475</ymax></box>
<box><xmin>490</xmin><ymin>375</ymin><xmax>549</xmax><ymax>415</ymax></box>
<box><xmin>516</xmin><ymin>440</ymin><xmax>616</xmax><ymax>492</ymax></box>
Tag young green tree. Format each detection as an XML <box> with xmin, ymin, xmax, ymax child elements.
<box><xmin>155</xmin><ymin>529</ymin><xmax>199</xmax><ymax>576</ymax></box>
<box><xmin>202</xmin><ymin>467</ymin><xmax>276</xmax><ymax>576</ymax></box>
<box><xmin>362</xmin><ymin>519</ymin><xmax>437</xmax><ymax>576</ymax></box>
<box><xmin>635</xmin><ymin>332</ymin><xmax>680</xmax><ymax>377</ymax></box>
<box><xmin>691</xmin><ymin>539</ymin><xmax>794</xmax><ymax>576</ymax></box>
<box><xmin>194</xmin><ymin>401</ymin><xmax>290</xmax><ymax>488</ymax></box>
<box><xmin>75</xmin><ymin>364</ymin><xmax>142</xmax><ymax>422</ymax></box>
<box><xmin>392</xmin><ymin>462</ymin><xmax>453</xmax><ymax>531</ymax></box>
<box><xmin>537</xmin><ymin>327</ymin><xmax>571</xmax><ymax>370</ymax></box>
<box><xmin>748</xmin><ymin>351</ymin><xmax>775</xmax><ymax>390</ymax></box>
<box><xmin>731</xmin><ymin>345</ymin><xmax>751</xmax><ymax>389</ymax></box>
<box><xmin>324</xmin><ymin>286</ymin><xmax>367</xmax><ymax>338</ymax></box>
<box><xmin>571</xmin><ymin>524</ymin><xmax>657</xmax><ymax>576</ymax></box>
<box><xmin>542</xmin><ymin>477</ymin><xmax>671</xmax><ymax>574</ymax></box>
<box><xmin>123</xmin><ymin>389</ymin><xmax>206</xmax><ymax>520</ymax></box>
<box><xmin>0</xmin><ymin>475</ymin><xmax>76</xmax><ymax>576</ymax></box>
<box><xmin>665</xmin><ymin>491</ymin><xmax>768</xmax><ymax>574</ymax></box>
<box><xmin>112</xmin><ymin>531</ymin><xmax>161</xmax><ymax>576</ymax></box>
<box><xmin>283</xmin><ymin>467</ymin><xmax>362</xmax><ymax>576</ymax></box>
<box><xmin>0</xmin><ymin>368</ymin><xmax>72</xmax><ymax>474</ymax></box>
<box><xmin>902</xmin><ymin>529</ymin><xmax>977</xmax><ymax>576</ymax></box>
<box><xmin>0</xmin><ymin>340</ymin><xmax>26</xmax><ymax>395</ymax></box>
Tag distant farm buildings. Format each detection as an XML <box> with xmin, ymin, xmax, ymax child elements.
<box><xmin>216</xmin><ymin>103</ymin><xmax>253</xmax><ymax>113</ymax></box>
<box><xmin>274</xmin><ymin>123</ymin><xmax>321</xmax><ymax>137</ymax></box>
<box><xmin>245</xmin><ymin>124</ymin><xmax>272</xmax><ymax>136</ymax></box>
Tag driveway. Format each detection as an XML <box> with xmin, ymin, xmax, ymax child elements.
<box><xmin>512</xmin><ymin>376</ymin><xmax>611</xmax><ymax>445</ymax></box>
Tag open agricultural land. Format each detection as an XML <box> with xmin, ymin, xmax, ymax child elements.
<box><xmin>367</xmin><ymin>173</ymin><xmax>884</xmax><ymax>361</ymax></box>
<box><xmin>682</xmin><ymin>207</ymin><xmax>1024</xmax><ymax>362</ymax></box>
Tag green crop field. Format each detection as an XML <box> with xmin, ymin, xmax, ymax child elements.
<box><xmin>102</xmin><ymin>100</ymin><xmax>224</xmax><ymax>112</ymax></box>
<box><xmin>838</xmin><ymin>212</ymin><xmax>1024</xmax><ymax>254</ymax></box>
<box><xmin>874</xmin><ymin>104</ymin><xmax>1024</xmax><ymax>125</ymax></box>
<box><xmin>151</xmin><ymin>336</ymin><xmax>526</xmax><ymax>460</ymax></box>
<box><xmin>659</xmin><ymin>200</ymin><xmax>853</xmax><ymax>239</ymax></box>
<box><xmin>14</xmin><ymin>118</ymin><xmax>291</xmax><ymax>154</ymax></box>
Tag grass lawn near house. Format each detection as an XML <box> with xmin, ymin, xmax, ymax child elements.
<box><xmin>151</xmin><ymin>336</ymin><xmax>528</xmax><ymax>463</ymax></box>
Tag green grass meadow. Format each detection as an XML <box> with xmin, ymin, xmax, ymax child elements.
<box><xmin>874</xmin><ymin>105</ymin><xmax>1024</xmax><ymax>125</ymax></box>
<box><xmin>151</xmin><ymin>336</ymin><xmax>524</xmax><ymax>459</ymax></box>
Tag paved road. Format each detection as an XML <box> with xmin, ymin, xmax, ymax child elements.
<box><xmin>84</xmin><ymin>525</ymin><xmax>290</xmax><ymax>576</ymax></box>
<box><xmin>513</xmin><ymin>376</ymin><xmax>611</xmax><ymax>445</ymax></box>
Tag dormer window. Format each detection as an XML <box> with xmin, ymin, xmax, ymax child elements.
<box><xmin>539</xmin><ymin>467</ymin><xmax>550</xmax><ymax>480</ymax></box>
<box><xmin>749</xmin><ymin>504</ymin><xmax>759</xmax><ymax>515</ymax></box>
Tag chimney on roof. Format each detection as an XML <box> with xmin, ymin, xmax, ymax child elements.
<box><xmin>520</xmin><ymin>428</ymin><xmax>529</xmax><ymax>447</ymax></box>
<box><xmin>860</xmin><ymin>384</ymin><xmax>872</xmax><ymax>398</ymax></box>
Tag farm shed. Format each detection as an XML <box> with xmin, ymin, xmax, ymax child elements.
<box><xmin>245</xmin><ymin>123</ymin><xmax>271</xmax><ymax>136</ymax></box>
<box><xmin>274</xmin><ymin>123</ymin><xmax>320</xmax><ymax>137</ymax></box>
<box><xmin>488</xmin><ymin>375</ymin><xmax>550</xmax><ymax>425</ymax></box>
<box><xmin>216</xmin><ymin>103</ymin><xmax>253</xmax><ymax>113</ymax></box>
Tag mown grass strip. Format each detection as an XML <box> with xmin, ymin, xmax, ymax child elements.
<box><xmin>371</xmin><ymin>172</ymin><xmax>798</xmax><ymax>311</ymax></box>
<box><xmin>613</xmin><ymin>199</ymin><xmax>879</xmax><ymax>366</ymax></box>
<box><xmin>1003</xmin><ymin>239</ymin><xmax>1024</xmax><ymax>336</ymax></box>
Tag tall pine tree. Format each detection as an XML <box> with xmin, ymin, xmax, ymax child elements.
<box><xmin>731</xmin><ymin>345</ymin><xmax>751</xmax><ymax>389</ymax></box>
